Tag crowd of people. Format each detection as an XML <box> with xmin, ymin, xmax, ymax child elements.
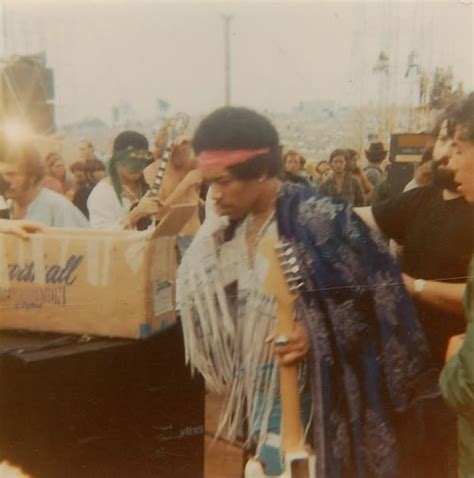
<box><xmin>282</xmin><ymin>141</ymin><xmax>390</xmax><ymax>207</ymax></box>
<box><xmin>0</xmin><ymin>93</ymin><xmax>473</xmax><ymax>478</ymax></box>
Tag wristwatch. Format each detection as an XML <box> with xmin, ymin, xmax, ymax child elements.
<box><xmin>414</xmin><ymin>278</ymin><xmax>427</xmax><ymax>295</ymax></box>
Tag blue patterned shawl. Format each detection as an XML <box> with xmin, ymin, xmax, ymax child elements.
<box><xmin>275</xmin><ymin>182</ymin><xmax>437</xmax><ymax>478</ymax></box>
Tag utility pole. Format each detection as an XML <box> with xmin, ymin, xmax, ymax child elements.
<box><xmin>222</xmin><ymin>14</ymin><xmax>233</xmax><ymax>106</ymax></box>
<box><xmin>1</xmin><ymin>0</ymin><xmax>8</xmax><ymax>59</ymax></box>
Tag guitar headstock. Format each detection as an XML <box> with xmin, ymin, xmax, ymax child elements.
<box><xmin>170</xmin><ymin>112</ymin><xmax>189</xmax><ymax>139</ymax></box>
<box><xmin>259</xmin><ymin>238</ymin><xmax>304</xmax><ymax>305</ymax></box>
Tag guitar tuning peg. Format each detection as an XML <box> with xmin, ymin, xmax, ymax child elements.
<box><xmin>287</xmin><ymin>265</ymin><xmax>300</xmax><ymax>275</ymax></box>
<box><xmin>289</xmin><ymin>281</ymin><xmax>304</xmax><ymax>292</ymax></box>
<box><xmin>277</xmin><ymin>248</ymin><xmax>295</xmax><ymax>260</ymax></box>
<box><xmin>287</xmin><ymin>277</ymin><xmax>303</xmax><ymax>288</ymax></box>
<box><xmin>287</xmin><ymin>274</ymin><xmax>302</xmax><ymax>282</ymax></box>
<box><xmin>281</xmin><ymin>257</ymin><xmax>297</xmax><ymax>266</ymax></box>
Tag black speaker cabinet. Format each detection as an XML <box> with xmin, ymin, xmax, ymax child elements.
<box><xmin>388</xmin><ymin>133</ymin><xmax>431</xmax><ymax>198</ymax></box>
<box><xmin>387</xmin><ymin>162</ymin><xmax>416</xmax><ymax>198</ymax></box>
<box><xmin>0</xmin><ymin>323</ymin><xmax>204</xmax><ymax>478</ymax></box>
<box><xmin>2</xmin><ymin>55</ymin><xmax>55</xmax><ymax>134</ymax></box>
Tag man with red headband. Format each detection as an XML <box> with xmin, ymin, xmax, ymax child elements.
<box><xmin>177</xmin><ymin>107</ymin><xmax>437</xmax><ymax>478</ymax></box>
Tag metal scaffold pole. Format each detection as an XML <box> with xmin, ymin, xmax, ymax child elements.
<box><xmin>222</xmin><ymin>14</ymin><xmax>233</xmax><ymax>106</ymax></box>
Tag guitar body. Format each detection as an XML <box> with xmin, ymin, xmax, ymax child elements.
<box><xmin>243</xmin><ymin>239</ymin><xmax>316</xmax><ymax>478</ymax></box>
<box><xmin>245</xmin><ymin>451</ymin><xmax>316</xmax><ymax>478</ymax></box>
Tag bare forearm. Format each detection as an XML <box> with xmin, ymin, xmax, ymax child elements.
<box><xmin>419</xmin><ymin>281</ymin><xmax>465</xmax><ymax>315</ymax></box>
<box><xmin>162</xmin><ymin>171</ymin><xmax>201</xmax><ymax>207</ymax></box>
<box><xmin>405</xmin><ymin>275</ymin><xmax>466</xmax><ymax>316</ymax></box>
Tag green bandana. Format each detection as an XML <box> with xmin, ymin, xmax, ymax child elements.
<box><xmin>107</xmin><ymin>146</ymin><xmax>153</xmax><ymax>205</ymax></box>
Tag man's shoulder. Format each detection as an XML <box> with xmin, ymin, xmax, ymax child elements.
<box><xmin>399</xmin><ymin>185</ymin><xmax>441</xmax><ymax>204</ymax></box>
<box><xmin>88</xmin><ymin>179</ymin><xmax>113</xmax><ymax>199</ymax></box>
<box><xmin>38</xmin><ymin>187</ymin><xmax>83</xmax><ymax>212</ymax></box>
<box><xmin>363</xmin><ymin>163</ymin><xmax>383</xmax><ymax>173</ymax></box>
<box><xmin>319</xmin><ymin>177</ymin><xmax>334</xmax><ymax>188</ymax></box>
<box><xmin>372</xmin><ymin>186</ymin><xmax>443</xmax><ymax>229</ymax></box>
<box><xmin>38</xmin><ymin>187</ymin><xmax>70</xmax><ymax>205</ymax></box>
<box><xmin>292</xmin><ymin>188</ymin><xmax>346</xmax><ymax>217</ymax></box>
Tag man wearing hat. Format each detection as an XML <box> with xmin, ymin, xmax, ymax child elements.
<box><xmin>363</xmin><ymin>142</ymin><xmax>388</xmax><ymax>188</ymax></box>
<box><xmin>88</xmin><ymin>131</ymin><xmax>159</xmax><ymax>229</ymax></box>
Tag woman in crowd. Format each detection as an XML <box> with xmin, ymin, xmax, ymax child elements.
<box><xmin>41</xmin><ymin>152</ymin><xmax>73</xmax><ymax>196</ymax></box>
<box><xmin>315</xmin><ymin>159</ymin><xmax>331</xmax><ymax>181</ymax></box>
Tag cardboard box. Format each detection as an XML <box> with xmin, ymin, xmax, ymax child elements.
<box><xmin>0</xmin><ymin>204</ymin><xmax>196</xmax><ymax>339</ymax></box>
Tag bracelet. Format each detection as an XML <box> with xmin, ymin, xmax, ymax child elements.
<box><xmin>414</xmin><ymin>278</ymin><xmax>427</xmax><ymax>296</ymax></box>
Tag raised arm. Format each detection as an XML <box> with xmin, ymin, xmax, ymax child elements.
<box><xmin>0</xmin><ymin>219</ymin><xmax>47</xmax><ymax>239</ymax></box>
<box><xmin>160</xmin><ymin>169</ymin><xmax>202</xmax><ymax>208</ymax></box>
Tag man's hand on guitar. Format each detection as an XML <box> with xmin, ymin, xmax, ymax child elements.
<box><xmin>267</xmin><ymin>322</ymin><xmax>310</xmax><ymax>366</ymax></box>
<box><xmin>127</xmin><ymin>196</ymin><xmax>163</xmax><ymax>228</ymax></box>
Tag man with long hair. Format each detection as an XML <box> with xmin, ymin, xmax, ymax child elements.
<box><xmin>354</xmin><ymin>100</ymin><xmax>474</xmax><ymax>477</ymax></box>
<box><xmin>440</xmin><ymin>92</ymin><xmax>474</xmax><ymax>478</ymax></box>
<box><xmin>0</xmin><ymin>138</ymin><xmax>88</xmax><ymax>228</ymax></box>
<box><xmin>87</xmin><ymin>131</ymin><xmax>159</xmax><ymax>229</ymax></box>
<box><xmin>319</xmin><ymin>148</ymin><xmax>365</xmax><ymax>206</ymax></box>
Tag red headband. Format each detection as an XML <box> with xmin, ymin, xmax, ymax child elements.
<box><xmin>197</xmin><ymin>147</ymin><xmax>270</xmax><ymax>171</ymax></box>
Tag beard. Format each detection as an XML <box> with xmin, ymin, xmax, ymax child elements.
<box><xmin>432</xmin><ymin>160</ymin><xmax>460</xmax><ymax>192</ymax></box>
<box><xmin>3</xmin><ymin>178</ymin><xmax>33</xmax><ymax>199</ymax></box>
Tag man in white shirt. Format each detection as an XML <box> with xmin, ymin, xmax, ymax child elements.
<box><xmin>88</xmin><ymin>131</ymin><xmax>160</xmax><ymax>229</ymax></box>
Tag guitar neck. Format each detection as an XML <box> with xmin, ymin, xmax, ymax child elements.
<box><xmin>277</xmin><ymin>301</ymin><xmax>305</xmax><ymax>454</ymax></box>
<box><xmin>149</xmin><ymin>145</ymin><xmax>172</xmax><ymax>196</ymax></box>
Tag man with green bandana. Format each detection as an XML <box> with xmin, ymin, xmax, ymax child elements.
<box><xmin>88</xmin><ymin>131</ymin><xmax>160</xmax><ymax>229</ymax></box>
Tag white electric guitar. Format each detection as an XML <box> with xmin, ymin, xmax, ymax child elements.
<box><xmin>245</xmin><ymin>239</ymin><xmax>316</xmax><ymax>478</ymax></box>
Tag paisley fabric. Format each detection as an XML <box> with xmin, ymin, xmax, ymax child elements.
<box><xmin>276</xmin><ymin>182</ymin><xmax>438</xmax><ymax>478</ymax></box>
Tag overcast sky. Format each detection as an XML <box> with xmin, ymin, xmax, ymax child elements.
<box><xmin>1</xmin><ymin>0</ymin><xmax>473</xmax><ymax>125</ymax></box>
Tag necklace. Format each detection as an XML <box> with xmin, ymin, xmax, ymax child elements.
<box><xmin>122</xmin><ymin>183</ymin><xmax>143</xmax><ymax>203</ymax></box>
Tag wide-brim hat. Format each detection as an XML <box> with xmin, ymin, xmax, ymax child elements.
<box><xmin>365</xmin><ymin>142</ymin><xmax>387</xmax><ymax>160</ymax></box>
